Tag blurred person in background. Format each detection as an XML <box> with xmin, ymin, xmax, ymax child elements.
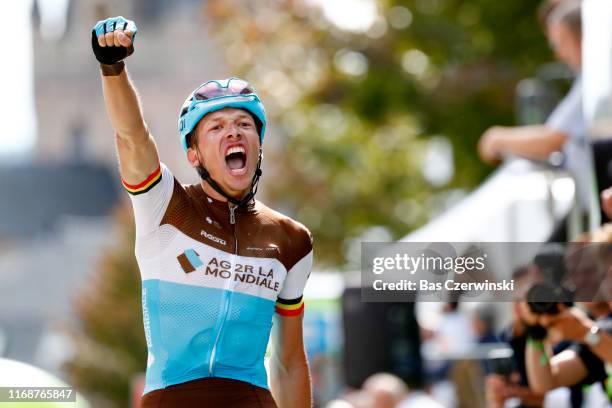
<box><xmin>564</xmin><ymin>237</ymin><xmax>612</xmax><ymax>306</ymax></box>
<box><xmin>361</xmin><ymin>373</ymin><xmax>407</xmax><ymax>408</ymax></box>
<box><xmin>600</xmin><ymin>187</ymin><xmax>612</xmax><ymax>220</ymax></box>
<box><xmin>588</xmin><ymin>219</ymin><xmax>612</xmax><ymax>310</ymax></box>
<box><xmin>472</xmin><ymin>303</ymin><xmax>501</xmax><ymax>345</ymax></box>
<box><xmin>477</xmin><ymin>1</ymin><xmax>590</xmax><ymax>209</ymax></box>
<box><xmin>541</xmin><ymin>302</ymin><xmax>612</xmax><ymax>364</ymax></box>
<box><xmin>561</xmin><ymin>233</ymin><xmax>612</xmax><ymax>365</ymax></box>
<box><xmin>421</xmin><ymin>301</ymin><xmax>477</xmax><ymax>374</ymax></box>
<box><xmin>486</xmin><ymin>266</ymin><xmax>546</xmax><ymax>408</ymax></box>
<box><xmin>330</xmin><ymin>373</ymin><xmax>444</xmax><ymax>408</ymax></box>
<box><xmin>330</xmin><ymin>390</ymin><xmax>373</xmax><ymax>408</ymax></box>
<box><xmin>470</xmin><ymin>303</ymin><xmax>502</xmax><ymax>389</ymax></box>
<box><xmin>325</xmin><ymin>399</ymin><xmax>358</xmax><ymax>408</ymax></box>
<box><xmin>92</xmin><ymin>16</ymin><xmax>313</xmax><ymax>408</ymax></box>
<box><xmin>420</xmin><ymin>301</ymin><xmax>478</xmax><ymax>407</ymax></box>
<box><xmin>521</xmin><ymin>301</ymin><xmax>612</xmax><ymax>406</ymax></box>
<box><xmin>362</xmin><ymin>373</ymin><xmax>444</xmax><ymax>408</ymax></box>
<box><xmin>518</xmin><ymin>241</ymin><xmax>612</xmax><ymax>406</ymax></box>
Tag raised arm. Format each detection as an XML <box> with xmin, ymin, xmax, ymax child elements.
<box><xmin>525</xmin><ymin>341</ymin><xmax>587</xmax><ymax>393</ymax></box>
<box><xmin>523</xmin><ymin>306</ymin><xmax>594</xmax><ymax>393</ymax></box>
<box><xmin>92</xmin><ymin>17</ymin><xmax>159</xmax><ymax>184</ymax></box>
<box><xmin>544</xmin><ymin>307</ymin><xmax>612</xmax><ymax>365</ymax></box>
<box><xmin>478</xmin><ymin>125</ymin><xmax>567</xmax><ymax>164</ymax></box>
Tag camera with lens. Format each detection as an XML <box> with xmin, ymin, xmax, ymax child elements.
<box><xmin>526</xmin><ymin>244</ymin><xmax>574</xmax><ymax>315</ymax></box>
<box><xmin>526</xmin><ymin>282</ymin><xmax>573</xmax><ymax>315</ymax></box>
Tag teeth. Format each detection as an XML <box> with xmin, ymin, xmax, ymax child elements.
<box><xmin>226</xmin><ymin>146</ymin><xmax>245</xmax><ymax>156</ymax></box>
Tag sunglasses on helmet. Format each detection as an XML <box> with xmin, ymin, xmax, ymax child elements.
<box><xmin>193</xmin><ymin>78</ymin><xmax>256</xmax><ymax>101</ymax></box>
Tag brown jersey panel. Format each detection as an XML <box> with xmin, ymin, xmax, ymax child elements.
<box><xmin>160</xmin><ymin>180</ymin><xmax>312</xmax><ymax>271</ymax></box>
<box><xmin>160</xmin><ymin>178</ymin><xmax>233</xmax><ymax>252</ymax></box>
<box><xmin>236</xmin><ymin>204</ymin><xmax>313</xmax><ymax>271</ymax></box>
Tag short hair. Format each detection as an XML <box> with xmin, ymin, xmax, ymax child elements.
<box><xmin>511</xmin><ymin>265</ymin><xmax>532</xmax><ymax>281</ymax></box>
<box><xmin>472</xmin><ymin>303</ymin><xmax>496</xmax><ymax>332</ymax></box>
<box><xmin>547</xmin><ymin>0</ymin><xmax>582</xmax><ymax>38</ymax></box>
<box><xmin>538</xmin><ymin>0</ymin><xmax>564</xmax><ymax>27</ymax></box>
<box><xmin>362</xmin><ymin>373</ymin><xmax>408</xmax><ymax>403</ymax></box>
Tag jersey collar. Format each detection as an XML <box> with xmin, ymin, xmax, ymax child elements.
<box><xmin>194</xmin><ymin>183</ymin><xmax>258</xmax><ymax>213</ymax></box>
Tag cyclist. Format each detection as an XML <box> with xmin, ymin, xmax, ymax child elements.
<box><xmin>92</xmin><ymin>16</ymin><xmax>313</xmax><ymax>408</ymax></box>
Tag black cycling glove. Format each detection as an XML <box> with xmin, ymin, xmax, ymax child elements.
<box><xmin>91</xmin><ymin>16</ymin><xmax>137</xmax><ymax>65</ymax></box>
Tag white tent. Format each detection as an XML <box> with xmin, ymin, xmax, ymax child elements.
<box><xmin>0</xmin><ymin>358</ymin><xmax>89</xmax><ymax>407</ymax></box>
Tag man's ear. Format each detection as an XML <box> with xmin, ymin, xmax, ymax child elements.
<box><xmin>186</xmin><ymin>147</ymin><xmax>201</xmax><ymax>168</ymax></box>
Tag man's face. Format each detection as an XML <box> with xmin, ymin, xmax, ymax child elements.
<box><xmin>187</xmin><ymin>107</ymin><xmax>261</xmax><ymax>197</ymax></box>
<box><xmin>547</xmin><ymin>22</ymin><xmax>581</xmax><ymax>71</ymax></box>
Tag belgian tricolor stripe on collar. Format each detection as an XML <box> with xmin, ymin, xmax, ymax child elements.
<box><xmin>275</xmin><ymin>297</ymin><xmax>304</xmax><ymax>317</ymax></box>
<box><xmin>122</xmin><ymin>165</ymin><xmax>162</xmax><ymax>195</ymax></box>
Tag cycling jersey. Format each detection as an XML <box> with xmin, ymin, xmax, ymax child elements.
<box><xmin>123</xmin><ymin>163</ymin><xmax>313</xmax><ymax>395</ymax></box>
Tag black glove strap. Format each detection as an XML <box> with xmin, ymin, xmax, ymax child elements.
<box><xmin>99</xmin><ymin>61</ymin><xmax>125</xmax><ymax>77</ymax></box>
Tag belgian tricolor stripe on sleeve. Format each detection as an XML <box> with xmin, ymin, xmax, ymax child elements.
<box><xmin>275</xmin><ymin>296</ymin><xmax>304</xmax><ymax>317</ymax></box>
<box><xmin>122</xmin><ymin>165</ymin><xmax>162</xmax><ymax>195</ymax></box>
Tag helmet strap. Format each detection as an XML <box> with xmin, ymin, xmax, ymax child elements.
<box><xmin>195</xmin><ymin>148</ymin><xmax>263</xmax><ymax>208</ymax></box>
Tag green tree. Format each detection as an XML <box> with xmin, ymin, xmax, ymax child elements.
<box><xmin>206</xmin><ymin>0</ymin><xmax>551</xmax><ymax>266</ymax></box>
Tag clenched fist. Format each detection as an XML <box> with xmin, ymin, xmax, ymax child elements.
<box><xmin>91</xmin><ymin>16</ymin><xmax>138</xmax><ymax>65</ymax></box>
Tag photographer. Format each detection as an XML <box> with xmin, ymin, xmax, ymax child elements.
<box><xmin>518</xmin><ymin>243</ymin><xmax>612</xmax><ymax>406</ymax></box>
<box><xmin>522</xmin><ymin>301</ymin><xmax>612</xmax><ymax>405</ymax></box>
<box><xmin>485</xmin><ymin>266</ymin><xmax>546</xmax><ymax>408</ymax></box>
<box><xmin>540</xmin><ymin>303</ymin><xmax>612</xmax><ymax>364</ymax></box>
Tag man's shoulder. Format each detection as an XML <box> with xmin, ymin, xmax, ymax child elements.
<box><xmin>254</xmin><ymin>202</ymin><xmax>313</xmax><ymax>274</ymax></box>
<box><xmin>157</xmin><ymin>179</ymin><xmax>205</xmax><ymax>226</ymax></box>
<box><xmin>255</xmin><ymin>201</ymin><xmax>311</xmax><ymax>236</ymax></box>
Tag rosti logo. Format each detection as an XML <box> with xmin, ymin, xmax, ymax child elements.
<box><xmin>200</xmin><ymin>230</ymin><xmax>226</xmax><ymax>246</ymax></box>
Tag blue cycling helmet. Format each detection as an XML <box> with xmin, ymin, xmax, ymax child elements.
<box><xmin>178</xmin><ymin>77</ymin><xmax>267</xmax><ymax>151</ymax></box>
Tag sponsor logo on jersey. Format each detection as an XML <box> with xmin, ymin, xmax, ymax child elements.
<box><xmin>205</xmin><ymin>217</ymin><xmax>223</xmax><ymax>229</ymax></box>
<box><xmin>177</xmin><ymin>249</ymin><xmax>204</xmax><ymax>273</ymax></box>
<box><xmin>246</xmin><ymin>245</ymin><xmax>280</xmax><ymax>253</ymax></box>
<box><xmin>205</xmin><ymin>257</ymin><xmax>280</xmax><ymax>291</ymax></box>
<box><xmin>176</xmin><ymin>250</ymin><xmax>281</xmax><ymax>292</ymax></box>
<box><xmin>200</xmin><ymin>230</ymin><xmax>227</xmax><ymax>246</ymax></box>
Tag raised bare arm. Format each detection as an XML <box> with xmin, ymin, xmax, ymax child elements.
<box><xmin>92</xmin><ymin>17</ymin><xmax>159</xmax><ymax>184</ymax></box>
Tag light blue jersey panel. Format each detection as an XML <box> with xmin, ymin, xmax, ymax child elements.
<box><xmin>141</xmin><ymin>279</ymin><xmax>275</xmax><ymax>393</ymax></box>
<box><xmin>213</xmin><ymin>291</ymin><xmax>275</xmax><ymax>389</ymax></box>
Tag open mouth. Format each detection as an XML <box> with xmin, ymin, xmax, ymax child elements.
<box><xmin>225</xmin><ymin>145</ymin><xmax>247</xmax><ymax>173</ymax></box>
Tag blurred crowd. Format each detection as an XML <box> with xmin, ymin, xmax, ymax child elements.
<box><xmin>326</xmin><ymin>372</ymin><xmax>444</xmax><ymax>408</ymax></box>
<box><xmin>484</xmin><ymin>245</ymin><xmax>612</xmax><ymax>408</ymax></box>
<box><xmin>478</xmin><ymin>0</ymin><xmax>612</xmax><ymax>404</ymax></box>
<box><xmin>326</xmin><ymin>0</ymin><xmax>612</xmax><ymax>407</ymax></box>
<box><xmin>329</xmin><ymin>243</ymin><xmax>612</xmax><ymax>408</ymax></box>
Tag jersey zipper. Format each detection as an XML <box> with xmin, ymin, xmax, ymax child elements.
<box><xmin>208</xmin><ymin>203</ymin><xmax>238</xmax><ymax>376</ymax></box>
